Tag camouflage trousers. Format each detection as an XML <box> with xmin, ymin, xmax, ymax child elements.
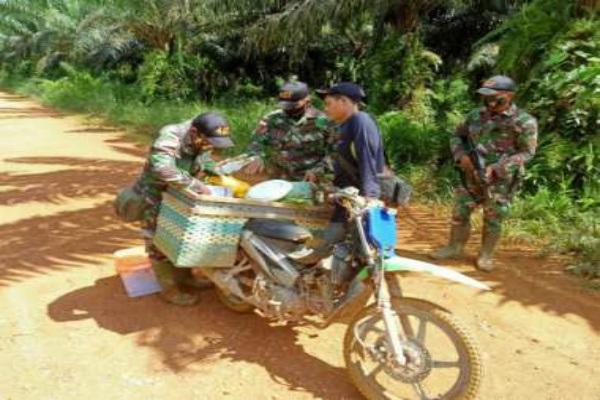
<box><xmin>451</xmin><ymin>181</ymin><xmax>514</xmax><ymax>234</ymax></box>
<box><xmin>141</xmin><ymin>194</ymin><xmax>168</xmax><ymax>263</ymax></box>
<box><xmin>141</xmin><ymin>193</ymin><xmax>196</xmax><ymax>288</ymax></box>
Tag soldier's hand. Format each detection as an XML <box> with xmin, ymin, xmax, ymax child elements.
<box><xmin>304</xmin><ymin>171</ymin><xmax>318</xmax><ymax>183</ymax></box>
<box><xmin>243</xmin><ymin>158</ymin><xmax>265</xmax><ymax>175</ymax></box>
<box><xmin>198</xmin><ymin>185</ymin><xmax>213</xmax><ymax>195</ymax></box>
<box><xmin>458</xmin><ymin>155</ymin><xmax>474</xmax><ymax>172</ymax></box>
<box><xmin>188</xmin><ymin>180</ymin><xmax>213</xmax><ymax>196</ymax></box>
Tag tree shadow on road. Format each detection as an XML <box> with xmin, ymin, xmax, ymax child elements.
<box><xmin>47</xmin><ymin>276</ymin><xmax>361</xmax><ymax>399</ymax></box>
<box><xmin>0</xmin><ymin>157</ymin><xmax>141</xmax><ymax>206</ymax></box>
<box><xmin>0</xmin><ymin>201</ymin><xmax>140</xmax><ymax>287</ymax></box>
<box><xmin>0</xmin><ymin>106</ymin><xmax>63</xmax><ymax>119</ymax></box>
<box><xmin>0</xmin><ymin>156</ymin><xmax>143</xmax><ymax>287</ymax></box>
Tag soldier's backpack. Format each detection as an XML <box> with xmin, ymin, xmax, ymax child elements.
<box><xmin>114</xmin><ymin>184</ymin><xmax>147</xmax><ymax>223</ymax></box>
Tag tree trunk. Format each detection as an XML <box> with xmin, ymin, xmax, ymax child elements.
<box><xmin>577</xmin><ymin>0</ymin><xmax>599</xmax><ymax>14</ymax></box>
<box><xmin>385</xmin><ymin>1</ymin><xmax>439</xmax><ymax>32</ymax></box>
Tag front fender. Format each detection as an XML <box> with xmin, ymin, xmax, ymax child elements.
<box><xmin>385</xmin><ymin>256</ymin><xmax>490</xmax><ymax>290</ymax></box>
<box><xmin>358</xmin><ymin>256</ymin><xmax>491</xmax><ymax>291</ymax></box>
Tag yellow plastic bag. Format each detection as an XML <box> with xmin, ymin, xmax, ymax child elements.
<box><xmin>207</xmin><ymin>176</ymin><xmax>250</xmax><ymax>198</ymax></box>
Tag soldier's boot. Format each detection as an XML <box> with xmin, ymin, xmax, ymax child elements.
<box><xmin>151</xmin><ymin>260</ymin><xmax>199</xmax><ymax>306</ymax></box>
<box><xmin>476</xmin><ymin>227</ymin><xmax>501</xmax><ymax>272</ymax></box>
<box><xmin>431</xmin><ymin>222</ymin><xmax>471</xmax><ymax>260</ymax></box>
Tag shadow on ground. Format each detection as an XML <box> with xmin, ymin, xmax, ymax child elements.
<box><xmin>0</xmin><ymin>157</ymin><xmax>140</xmax><ymax>206</ymax></box>
<box><xmin>0</xmin><ymin>106</ymin><xmax>62</xmax><ymax>119</ymax></box>
<box><xmin>47</xmin><ymin>277</ymin><xmax>360</xmax><ymax>399</ymax></box>
<box><xmin>0</xmin><ymin>155</ymin><xmax>143</xmax><ymax>287</ymax></box>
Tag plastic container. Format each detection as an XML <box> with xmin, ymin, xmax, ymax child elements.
<box><xmin>207</xmin><ymin>176</ymin><xmax>250</xmax><ymax>198</ymax></box>
<box><xmin>113</xmin><ymin>246</ymin><xmax>161</xmax><ymax>297</ymax></box>
<box><xmin>205</xmin><ymin>184</ymin><xmax>233</xmax><ymax>197</ymax></box>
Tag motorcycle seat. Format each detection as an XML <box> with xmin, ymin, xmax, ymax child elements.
<box><xmin>246</xmin><ymin>219</ymin><xmax>313</xmax><ymax>243</ymax></box>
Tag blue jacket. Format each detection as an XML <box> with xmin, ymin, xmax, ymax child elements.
<box><xmin>333</xmin><ymin>111</ymin><xmax>385</xmax><ymax>198</ymax></box>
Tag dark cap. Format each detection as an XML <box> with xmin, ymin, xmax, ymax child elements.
<box><xmin>278</xmin><ymin>81</ymin><xmax>309</xmax><ymax>110</ymax></box>
<box><xmin>316</xmin><ymin>82</ymin><xmax>366</xmax><ymax>103</ymax></box>
<box><xmin>477</xmin><ymin>75</ymin><xmax>516</xmax><ymax>95</ymax></box>
<box><xmin>191</xmin><ymin>112</ymin><xmax>234</xmax><ymax>148</ymax></box>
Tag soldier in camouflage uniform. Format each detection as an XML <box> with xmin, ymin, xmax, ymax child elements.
<box><xmin>243</xmin><ymin>81</ymin><xmax>335</xmax><ymax>182</ymax></box>
<box><xmin>432</xmin><ymin>76</ymin><xmax>538</xmax><ymax>271</ymax></box>
<box><xmin>135</xmin><ymin>112</ymin><xmax>234</xmax><ymax>305</ymax></box>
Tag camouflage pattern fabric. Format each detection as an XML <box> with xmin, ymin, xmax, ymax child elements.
<box><xmin>450</xmin><ymin>104</ymin><xmax>538</xmax><ymax>233</ymax></box>
<box><xmin>134</xmin><ymin>120</ymin><xmax>215</xmax><ymax>262</ymax></box>
<box><xmin>248</xmin><ymin>106</ymin><xmax>336</xmax><ymax>180</ymax></box>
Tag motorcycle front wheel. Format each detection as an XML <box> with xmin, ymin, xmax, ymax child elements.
<box><xmin>344</xmin><ymin>297</ymin><xmax>482</xmax><ymax>400</ymax></box>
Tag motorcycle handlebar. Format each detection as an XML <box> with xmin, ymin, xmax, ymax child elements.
<box><xmin>328</xmin><ymin>188</ymin><xmax>368</xmax><ymax>209</ymax></box>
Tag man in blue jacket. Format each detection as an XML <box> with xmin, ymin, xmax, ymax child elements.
<box><xmin>300</xmin><ymin>82</ymin><xmax>385</xmax><ymax>262</ymax></box>
<box><xmin>319</xmin><ymin>82</ymin><xmax>385</xmax><ymax>201</ymax></box>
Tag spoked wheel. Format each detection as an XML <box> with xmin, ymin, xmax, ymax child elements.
<box><xmin>344</xmin><ymin>298</ymin><xmax>482</xmax><ymax>400</ymax></box>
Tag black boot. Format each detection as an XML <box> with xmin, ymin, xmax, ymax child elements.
<box><xmin>151</xmin><ymin>260</ymin><xmax>199</xmax><ymax>306</ymax></box>
<box><xmin>431</xmin><ymin>222</ymin><xmax>471</xmax><ymax>260</ymax></box>
<box><xmin>476</xmin><ymin>226</ymin><xmax>501</xmax><ymax>272</ymax></box>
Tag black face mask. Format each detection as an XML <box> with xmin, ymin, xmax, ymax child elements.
<box><xmin>483</xmin><ymin>96</ymin><xmax>508</xmax><ymax>107</ymax></box>
<box><xmin>284</xmin><ymin>103</ymin><xmax>308</xmax><ymax>118</ymax></box>
<box><xmin>192</xmin><ymin>136</ymin><xmax>212</xmax><ymax>152</ymax></box>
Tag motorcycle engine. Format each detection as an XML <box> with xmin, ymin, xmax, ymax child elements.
<box><xmin>253</xmin><ymin>274</ymin><xmax>306</xmax><ymax>321</ymax></box>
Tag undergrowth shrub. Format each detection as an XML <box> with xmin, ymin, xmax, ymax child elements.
<box><xmin>378</xmin><ymin>111</ymin><xmax>444</xmax><ymax>167</ymax></box>
<box><xmin>507</xmin><ymin>188</ymin><xmax>599</xmax><ymax>283</ymax></box>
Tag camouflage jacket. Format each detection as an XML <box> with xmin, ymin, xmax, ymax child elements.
<box><xmin>451</xmin><ymin>104</ymin><xmax>538</xmax><ymax>182</ymax></box>
<box><xmin>135</xmin><ymin>120</ymin><xmax>215</xmax><ymax>200</ymax></box>
<box><xmin>247</xmin><ymin>106</ymin><xmax>335</xmax><ymax>180</ymax></box>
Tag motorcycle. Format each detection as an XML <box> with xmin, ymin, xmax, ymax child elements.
<box><xmin>200</xmin><ymin>187</ymin><xmax>489</xmax><ymax>400</ymax></box>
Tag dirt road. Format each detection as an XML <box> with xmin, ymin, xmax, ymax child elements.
<box><xmin>0</xmin><ymin>91</ymin><xmax>598</xmax><ymax>400</ymax></box>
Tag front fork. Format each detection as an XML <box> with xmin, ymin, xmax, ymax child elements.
<box><xmin>355</xmin><ymin>214</ymin><xmax>407</xmax><ymax>366</ymax></box>
<box><xmin>376</xmin><ymin>271</ymin><xmax>408</xmax><ymax>366</ymax></box>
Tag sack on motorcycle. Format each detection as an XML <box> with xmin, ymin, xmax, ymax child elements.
<box><xmin>114</xmin><ymin>185</ymin><xmax>146</xmax><ymax>223</ymax></box>
<box><xmin>333</xmin><ymin>153</ymin><xmax>412</xmax><ymax>207</ymax></box>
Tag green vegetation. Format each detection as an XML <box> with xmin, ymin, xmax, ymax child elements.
<box><xmin>1</xmin><ymin>0</ymin><xmax>598</xmax><ymax>281</ymax></box>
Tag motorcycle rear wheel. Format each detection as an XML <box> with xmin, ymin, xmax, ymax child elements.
<box><xmin>344</xmin><ymin>297</ymin><xmax>482</xmax><ymax>400</ymax></box>
<box><xmin>215</xmin><ymin>288</ymin><xmax>254</xmax><ymax>313</ymax></box>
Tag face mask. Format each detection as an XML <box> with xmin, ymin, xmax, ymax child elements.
<box><xmin>284</xmin><ymin>102</ymin><xmax>308</xmax><ymax>117</ymax></box>
<box><xmin>483</xmin><ymin>96</ymin><xmax>507</xmax><ymax>107</ymax></box>
<box><xmin>192</xmin><ymin>135</ymin><xmax>213</xmax><ymax>152</ymax></box>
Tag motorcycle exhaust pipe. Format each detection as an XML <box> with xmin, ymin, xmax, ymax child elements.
<box><xmin>240</xmin><ymin>231</ymin><xmax>299</xmax><ymax>288</ymax></box>
<box><xmin>240</xmin><ymin>231</ymin><xmax>276</xmax><ymax>279</ymax></box>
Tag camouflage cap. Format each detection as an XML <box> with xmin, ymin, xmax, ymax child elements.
<box><xmin>192</xmin><ymin>112</ymin><xmax>234</xmax><ymax>148</ymax></box>
<box><xmin>477</xmin><ymin>75</ymin><xmax>516</xmax><ymax>95</ymax></box>
<box><xmin>278</xmin><ymin>81</ymin><xmax>309</xmax><ymax>110</ymax></box>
